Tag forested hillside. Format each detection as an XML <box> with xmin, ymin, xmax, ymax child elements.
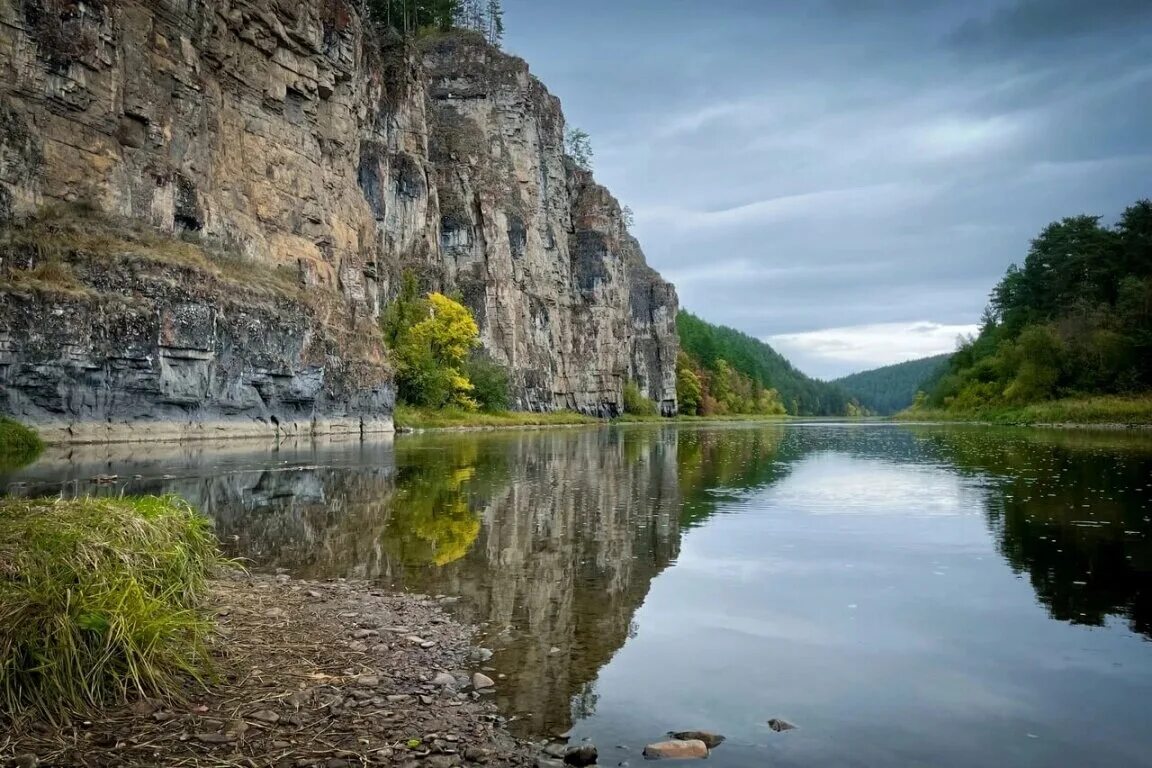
<box><xmin>834</xmin><ymin>354</ymin><xmax>951</xmax><ymax>414</ymax></box>
<box><xmin>677</xmin><ymin>312</ymin><xmax>854</xmax><ymax>416</ymax></box>
<box><xmin>925</xmin><ymin>199</ymin><xmax>1152</xmax><ymax>412</ymax></box>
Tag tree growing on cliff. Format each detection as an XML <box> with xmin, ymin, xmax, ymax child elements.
<box><xmin>366</xmin><ymin>0</ymin><xmax>460</xmax><ymax>36</ymax></box>
<box><xmin>452</xmin><ymin>0</ymin><xmax>502</xmax><ymax>45</ymax></box>
<box><xmin>565</xmin><ymin>127</ymin><xmax>594</xmax><ymax>171</ymax></box>
<box><xmin>485</xmin><ymin>0</ymin><xmax>504</xmax><ymax>45</ymax></box>
<box><xmin>622</xmin><ymin>205</ymin><xmax>635</xmax><ymax>230</ymax></box>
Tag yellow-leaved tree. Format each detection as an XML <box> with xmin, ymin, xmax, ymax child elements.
<box><xmin>383</xmin><ymin>277</ymin><xmax>481</xmax><ymax>410</ymax></box>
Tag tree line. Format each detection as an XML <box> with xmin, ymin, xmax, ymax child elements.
<box><xmin>362</xmin><ymin>0</ymin><xmax>504</xmax><ymax>45</ymax></box>
<box><xmin>925</xmin><ymin>199</ymin><xmax>1152</xmax><ymax>410</ymax></box>
<box><xmin>676</xmin><ymin>312</ymin><xmax>855</xmax><ymax>416</ymax></box>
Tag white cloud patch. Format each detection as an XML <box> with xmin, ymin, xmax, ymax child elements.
<box><xmin>768</xmin><ymin>321</ymin><xmax>980</xmax><ymax>379</ymax></box>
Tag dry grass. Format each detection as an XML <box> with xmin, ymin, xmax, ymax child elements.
<box><xmin>0</xmin><ymin>204</ymin><xmax>300</xmax><ymax>300</ymax></box>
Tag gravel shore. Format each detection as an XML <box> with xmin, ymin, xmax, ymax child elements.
<box><xmin>1</xmin><ymin>574</ymin><xmax>537</xmax><ymax>768</ymax></box>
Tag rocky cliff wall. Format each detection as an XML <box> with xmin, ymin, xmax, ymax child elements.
<box><xmin>0</xmin><ymin>0</ymin><xmax>678</xmax><ymax>441</ymax></box>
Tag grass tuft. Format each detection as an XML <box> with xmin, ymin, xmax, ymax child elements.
<box><xmin>0</xmin><ymin>417</ymin><xmax>44</xmax><ymax>469</ymax></box>
<box><xmin>0</xmin><ymin>495</ymin><xmax>230</xmax><ymax>717</ymax></box>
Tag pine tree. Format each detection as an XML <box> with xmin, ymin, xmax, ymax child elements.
<box><xmin>486</xmin><ymin>0</ymin><xmax>504</xmax><ymax>45</ymax></box>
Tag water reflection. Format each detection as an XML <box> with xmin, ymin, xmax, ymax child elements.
<box><xmin>3</xmin><ymin>424</ymin><xmax>1151</xmax><ymax>763</ymax></box>
<box><xmin>913</xmin><ymin>427</ymin><xmax>1152</xmax><ymax>638</ymax></box>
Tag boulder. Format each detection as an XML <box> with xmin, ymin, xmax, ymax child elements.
<box><xmin>472</xmin><ymin>672</ymin><xmax>495</xmax><ymax>689</ymax></box>
<box><xmin>432</xmin><ymin>672</ymin><xmax>458</xmax><ymax>687</ymax></box>
<box><xmin>642</xmin><ymin>740</ymin><xmax>708</xmax><ymax>760</ymax></box>
<box><xmin>563</xmin><ymin>744</ymin><xmax>598</xmax><ymax>766</ymax></box>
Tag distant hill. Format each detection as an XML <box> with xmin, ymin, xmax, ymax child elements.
<box><xmin>833</xmin><ymin>354</ymin><xmax>951</xmax><ymax>415</ymax></box>
<box><xmin>677</xmin><ymin>312</ymin><xmax>853</xmax><ymax>416</ymax></box>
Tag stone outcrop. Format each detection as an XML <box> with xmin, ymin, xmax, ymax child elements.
<box><xmin>0</xmin><ymin>0</ymin><xmax>678</xmax><ymax>440</ymax></box>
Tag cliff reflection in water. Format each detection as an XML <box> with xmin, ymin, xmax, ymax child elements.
<box><xmin>206</xmin><ymin>426</ymin><xmax>787</xmax><ymax>734</ymax></box>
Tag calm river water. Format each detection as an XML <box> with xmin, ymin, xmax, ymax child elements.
<box><xmin>4</xmin><ymin>423</ymin><xmax>1152</xmax><ymax>767</ymax></box>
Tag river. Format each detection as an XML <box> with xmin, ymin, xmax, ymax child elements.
<box><xmin>4</xmin><ymin>423</ymin><xmax>1151</xmax><ymax>767</ymax></box>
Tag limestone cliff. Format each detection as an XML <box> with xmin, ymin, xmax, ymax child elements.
<box><xmin>0</xmin><ymin>0</ymin><xmax>678</xmax><ymax>441</ymax></box>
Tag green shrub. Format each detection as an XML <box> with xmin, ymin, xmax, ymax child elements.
<box><xmin>622</xmin><ymin>381</ymin><xmax>658</xmax><ymax>416</ymax></box>
<box><xmin>0</xmin><ymin>495</ymin><xmax>229</xmax><ymax>716</ymax></box>
<box><xmin>466</xmin><ymin>353</ymin><xmax>510</xmax><ymax>412</ymax></box>
<box><xmin>0</xmin><ymin>417</ymin><xmax>44</xmax><ymax>469</ymax></box>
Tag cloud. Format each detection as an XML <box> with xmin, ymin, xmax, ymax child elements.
<box><xmin>641</xmin><ymin>182</ymin><xmax>932</xmax><ymax>232</ymax></box>
<box><xmin>502</xmin><ymin>0</ymin><xmax>1152</xmax><ymax>377</ymax></box>
<box><xmin>767</xmin><ymin>322</ymin><xmax>980</xmax><ymax>379</ymax></box>
<box><xmin>949</xmin><ymin>0</ymin><xmax>1152</xmax><ymax>52</ymax></box>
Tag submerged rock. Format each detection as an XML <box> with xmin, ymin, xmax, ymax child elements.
<box><xmin>642</xmin><ymin>740</ymin><xmax>708</xmax><ymax>760</ymax></box>
<box><xmin>563</xmin><ymin>744</ymin><xmax>599</xmax><ymax>766</ymax></box>
<box><xmin>670</xmin><ymin>731</ymin><xmax>724</xmax><ymax>748</ymax></box>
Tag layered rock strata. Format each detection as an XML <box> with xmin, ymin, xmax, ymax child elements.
<box><xmin>0</xmin><ymin>0</ymin><xmax>678</xmax><ymax>440</ymax></box>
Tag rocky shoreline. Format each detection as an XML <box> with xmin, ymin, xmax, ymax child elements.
<box><xmin>0</xmin><ymin>574</ymin><xmax>536</xmax><ymax>768</ymax></box>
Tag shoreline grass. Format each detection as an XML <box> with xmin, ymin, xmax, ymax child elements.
<box><xmin>395</xmin><ymin>405</ymin><xmax>797</xmax><ymax>431</ymax></box>
<box><xmin>0</xmin><ymin>417</ymin><xmax>44</xmax><ymax>469</ymax></box>
<box><xmin>395</xmin><ymin>405</ymin><xmax>600</xmax><ymax>430</ymax></box>
<box><xmin>0</xmin><ymin>495</ymin><xmax>229</xmax><ymax>717</ymax></box>
<box><xmin>897</xmin><ymin>394</ymin><xmax>1152</xmax><ymax>426</ymax></box>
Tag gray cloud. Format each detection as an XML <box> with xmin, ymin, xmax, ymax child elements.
<box><xmin>502</xmin><ymin>0</ymin><xmax>1152</xmax><ymax>377</ymax></box>
<box><xmin>949</xmin><ymin>0</ymin><xmax>1152</xmax><ymax>52</ymax></box>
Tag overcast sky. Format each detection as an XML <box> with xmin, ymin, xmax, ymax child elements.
<box><xmin>501</xmin><ymin>0</ymin><xmax>1152</xmax><ymax>379</ymax></box>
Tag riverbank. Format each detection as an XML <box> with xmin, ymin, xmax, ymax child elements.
<box><xmin>395</xmin><ymin>405</ymin><xmax>793</xmax><ymax>432</ymax></box>
<box><xmin>394</xmin><ymin>406</ymin><xmax>599</xmax><ymax>431</ymax></box>
<box><xmin>0</xmin><ymin>572</ymin><xmax>536</xmax><ymax>768</ymax></box>
<box><xmin>898</xmin><ymin>394</ymin><xmax>1152</xmax><ymax>427</ymax></box>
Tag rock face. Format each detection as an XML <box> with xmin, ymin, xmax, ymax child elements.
<box><xmin>0</xmin><ymin>0</ymin><xmax>678</xmax><ymax>440</ymax></box>
<box><xmin>420</xmin><ymin>35</ymin><xmax>678</xmax><ymax>414</ymax></box>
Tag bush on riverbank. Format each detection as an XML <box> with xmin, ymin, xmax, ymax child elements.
<box><xmin>623</xmin><ymin>381</ymin><xmax>658</xmax><ymax>416</ymax></box>
<box><xmin>0</xmin><ymin>495</ymin><xmax>228</xmax><ymax>715</ymax></box>
<box><xmin>0</xmin><ymin>417</ymin><xmax>43</xmax><ymax>469</ymax></box>
<box><xmin>899</xmin><ymin>394</ymin><xmax>1152</xmax><ymax>425</ymax></box>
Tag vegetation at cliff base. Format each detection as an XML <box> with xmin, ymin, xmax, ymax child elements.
<box><xmin>0</xmin><ymin>495</ymin><xmax>228</xmax><ymax>715</ymax></box>
<box><xmin>383</xmin><ymin>275</ymin><xmax>498</xmax><ymax>411</ymax></box>
<box><xmin>0</xmin><ymin>417</ymin><xmax>43</xmax><ymax>469</ymax></box>
<box><xmin>623</xmin><ymin>381</ymin><xmax>659</xmax><ymax>416</ymax></box>
<box><xmin>394</xmin><ymin>404</ymin><xmax>597</xmax><ymax>430</ymax></box>
<box><xmin>833</xmin><ymin>354</ymin><xmax>951</xmax><ymax>415</ymax></box>
<box><xmin>920</xmin><ymin>199</ymin><xmax>1152</xmax><ymax>419</ymax></box>
<box><xmin>676</xmin><ymin>311</ymin><xmax>853</xmax><ymax>416</ymax></box>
